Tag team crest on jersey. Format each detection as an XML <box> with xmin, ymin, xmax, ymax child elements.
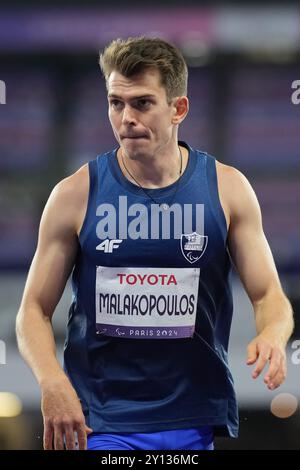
<box><xmin>180</xmin><ymin>232</ymin><xmax>208</xmax><ymax>264</ymax></box>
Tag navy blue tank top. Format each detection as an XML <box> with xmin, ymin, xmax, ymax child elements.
<box><xmin>63</xmin><ymin>141</ymin><xmax>239</xmax><ymax>437</ymax></box>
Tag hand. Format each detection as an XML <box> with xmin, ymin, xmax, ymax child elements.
<box><xmin>246</xmin><ymin>333</ymin><xmax>287</xmax><ymax>390</ymax></box>
<box><xmin>41</xmin><ymin>376</ymin><xmax>93</xmax><ymax>450</ymax></box>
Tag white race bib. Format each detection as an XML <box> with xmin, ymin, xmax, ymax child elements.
<box><xmin>95</xmin><ymin>266</ymin><xmax>200</xmax><ymax>339</ymax></box>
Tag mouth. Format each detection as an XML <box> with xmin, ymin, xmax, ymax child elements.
<box><xmin>122</xmin><ymin>135</ymin><xmax>148</xmax><ymax>140</ymax></box>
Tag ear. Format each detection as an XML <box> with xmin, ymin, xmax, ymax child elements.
<box><xmin>171</xmin><ymin>96</ymin><xmax>189</xmax><ymax>125</ymax></box>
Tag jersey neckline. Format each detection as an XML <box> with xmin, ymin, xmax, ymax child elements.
<box><xmin>107</xmin><ymin>140</ymin><xmax>197</xmax><ymax>198</ymax></box>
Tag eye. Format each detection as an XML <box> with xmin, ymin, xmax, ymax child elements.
<box><xmin>110</xmin><ymin>99</ymin><xmax>123</xmax><ymax>110</ymax></box>
<box><xmin>137</xmin><ymin>99</ymin><xmax>152</xmax><ymax>109</ymax></box>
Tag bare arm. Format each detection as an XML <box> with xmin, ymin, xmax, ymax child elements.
<box><xmin>217</xmin><ymin>163</ymin><xmax>294</xmax><ymax>390</ymax></box>
<box><xmin>16</xmin><ymin>168</ymin><xmax>92</xmax><ymax>449</ymax></box>
<box><xmin>16</xmin><ymin>180</ymin><xmax>78</xmax><ymax>383</ymax></box>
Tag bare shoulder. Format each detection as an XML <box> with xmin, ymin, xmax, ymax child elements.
<box><xmin>54</xmin><ymin>163</ymin><xmax>89</xmax><ymax>197</ymax></box>
<box><xmin>215</xmin><ymin>160</ymin><xmax>261</xmax><ymax>226</ymax></box>
<box><xmin>50</xmin><ymin>163</ymin><xmax>90</xmax><ymax>236</ymax></box>
<box><xmin>215</xmin><ymin>160</ymin><xmax>249</xmax><ymax>189</ymax></box>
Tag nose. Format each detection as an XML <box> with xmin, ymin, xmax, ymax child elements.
<box><xmin>122</xmin><ymin>104</ymin><xmax>137</xmax><ymax>126</ymax></box>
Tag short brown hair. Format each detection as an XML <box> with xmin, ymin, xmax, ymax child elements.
<box><xmin>99</xmin><ymin>36</ymin><xmax>188</xmax><ymax>103</ymax></box>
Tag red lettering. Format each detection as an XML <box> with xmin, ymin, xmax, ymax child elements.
<box><xmin>117</xmin><ymin>273</ymin><xmax>178</xmax><ymax>286</ymax></box>
<box><xmin>137</xmin><ymin>274</ymin><xmax>147</xmax><ymax>285</ymax></box>
<box><xmin>148</xmin><ymin>274</ymin><xmax>158</xmax><ymax>285</ymax></box>
<box><xmin>117</xmin><ymin>273</ymin><xmax>126</xmax><ymax>284</ymax></box>
<box><xmin>167</xmin><ymin>275</ymin><xmax>177</xmax><ymax>285</ymax></box>
<box><xmin>127</xmin><ymin>274</ymin><xmax>137</xmax><ymax>285</ymax></box>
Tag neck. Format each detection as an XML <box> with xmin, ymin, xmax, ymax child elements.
<box><xmin>118</xmin><ymin>143</ymin><xmax>187</xmax><ymax>189</ymax></box>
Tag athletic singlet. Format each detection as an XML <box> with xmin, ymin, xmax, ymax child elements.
<box><xmin>63</xmin><ymin>141</ymin><xmax>239</xmax><ymax>437</ymax></box>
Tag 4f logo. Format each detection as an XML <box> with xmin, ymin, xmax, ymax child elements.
<box><xmin>96</xmin><ymin>239</ymin><xmax>123</xmax><ymax>253</ymax></box>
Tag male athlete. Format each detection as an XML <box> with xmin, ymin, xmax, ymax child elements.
<box><xmin>16</xmin><ymin>37</ymin><xmax>294</xmax><ymax>451</ymax></box>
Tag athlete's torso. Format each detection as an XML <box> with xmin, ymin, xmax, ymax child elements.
<box><xmin>73</xmin><ymin>146</ymin><xmax>229</xmax><ymax>240</ymax></box>
<box><xmin>63</xmin><ymin>141</ymin><xmax>238</xmax><ymax>437</ymax></box>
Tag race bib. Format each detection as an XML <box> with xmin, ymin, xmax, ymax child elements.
<box><xmin>95</xmin><ymin>266</ymin><xmax>200</xmax><ymax>339</ymax></box>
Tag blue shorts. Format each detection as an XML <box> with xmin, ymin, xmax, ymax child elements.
<box><xmin>87</xmin><ymin>426</ymin><xmax>214</xmax><ymax>450</ymax></box>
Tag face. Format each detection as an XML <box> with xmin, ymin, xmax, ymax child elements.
<box><xmin>107</xmin><ymin>67</ymin><xmax>187</xmax><ymax>159</ymax></box>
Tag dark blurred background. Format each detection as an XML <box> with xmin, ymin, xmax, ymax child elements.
<box><xmin>0</xmin><ymin>0</ymin><xmax>299</xmax><ymax>450</ymax></box>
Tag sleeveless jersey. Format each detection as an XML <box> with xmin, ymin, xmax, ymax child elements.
<box><xmin>63</xmin><ymin>141</ymin><xmax>239</xmax><ymax>437</ymax></box>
